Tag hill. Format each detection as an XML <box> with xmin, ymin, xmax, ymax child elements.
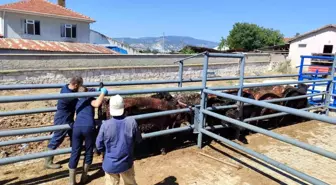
<box><xmin>113</xmin><ymin>36</ymin><xmax>219</xmax><ymax>52</ymax></box>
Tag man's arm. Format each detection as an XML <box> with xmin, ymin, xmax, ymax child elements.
<box><xmin>88</xmin><ymin>87</ymin><xmax>113</xmax><ymax>92</ymax></box>
<box><xmin>87</xmin><ymin>88</ymin><xmax>97</xmax><ymax>92</ymax></box>
<box><xmin>91</xmin><ymin>88</ymin><xmax>107</xmax><ymax>108</ymax></box>
<box><xmin>95</xmin><ymin>122</ymin><xmax>105</xmax><ymax>152</ymax></box>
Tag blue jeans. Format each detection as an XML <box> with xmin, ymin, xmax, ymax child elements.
<box><xmin>47</xmin><ymin>123</ymin><xmax>73</xmax><ymax>150</ymax></box>
<box><xmin>68</xmin><ymin>126</ymin><xmax>95</xmax><ymax>169</ymax></box>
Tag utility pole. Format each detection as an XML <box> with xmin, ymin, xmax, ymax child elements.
<box><xmin>163</xmin><ymin>32</ymin><xmax>165</xmax><ymax>53</ymax></box>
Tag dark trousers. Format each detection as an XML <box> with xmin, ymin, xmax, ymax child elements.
<box><xmin>47</xmin><ymin>123</ymin><xmax>73</xmax><ymax>150</ymax></box>
<box><xmin>68</xmin><ymin>126</ymin><xmax>95</xmax><ymax>169</ymax></box>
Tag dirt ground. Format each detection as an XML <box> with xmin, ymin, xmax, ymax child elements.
<box><xmin>3</xmin><ymin>77</ymin><xmax>336</xmax><ymax>185</ymax></box>
<box><xmin>0</xmin><ymin>120</ymin><xmax>335</xmax><ymax>185</ymax></box>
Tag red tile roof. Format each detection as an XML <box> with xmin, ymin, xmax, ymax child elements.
<box><xmin>0</xmin><ymin>38</ymin><xmax>117</xmax><ymax>54</ymax></box>
<box><xmin>283</xmin><ymin>38</ymin><xmax>292</xmax><ymax>43</ymax></box>
<box><xmin>0</xmin><ymin>0</ymin><xmax>95</xmax><ymax>22</ymax></box>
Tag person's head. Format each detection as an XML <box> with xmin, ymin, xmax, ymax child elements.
<box><xmin>109</xmin><ymin>94</ymin><xmax>125</xmax><ymax>117</ymax></box>
<box><xmin>69</xmin><ymin>76</ymin><xmax>83</xmax><ymax>91</ymax></box>
<box><xmin>77</xmin><ymin>86</ymin><xmax>88</xmax><ymax>93</ymax></box>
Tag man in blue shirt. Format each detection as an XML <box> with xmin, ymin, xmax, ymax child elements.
<box><xmin>96</xmin><ymin>95</ymin><xmax>142</xmax><ymax>185</ymax></box>
<box><xmin>45</xmin><ymin>76</ymin><xmax>98</xmax><ymax>169</ymax></box>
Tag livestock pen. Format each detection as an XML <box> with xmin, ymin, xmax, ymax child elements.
<box><xmin>0</xmin><ymin>52</ymin><xmax>336</xmax><ymax>185</ymax></box>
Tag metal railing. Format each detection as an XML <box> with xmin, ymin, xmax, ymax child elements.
<box><xmin>0</xmin><ymin>52</ymin><xmax>335</xmax><ymax>185</ymax></box>
<box><xmin>297</xmin><ymin>55</ymin><xmax>336</xmax><ymax>113</ymax></box>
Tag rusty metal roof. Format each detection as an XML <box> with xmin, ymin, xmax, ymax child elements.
<box><xmin>0</xmin><ymin>38</ymin><xmax>117</xmax><ymax>54</ymax></box>
<box><xmin>0</xmin><ymin>0</ymin><xmax>95</xmax><ymax>22</ymax></box>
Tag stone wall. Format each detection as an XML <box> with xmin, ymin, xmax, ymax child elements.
<box><xmin>0</xmin><ymin>62</ymin><xmax>270</xmax><ymax>84</ymax></box>
<box><xmin>0</xmin><ymin>53</ymin><xmax>287</xmax><ymax>84</ymax></box>
<box><xmin>0</xmin><ymin>53</ymin><xmax>276</xmax><ymax>70</ymax></box>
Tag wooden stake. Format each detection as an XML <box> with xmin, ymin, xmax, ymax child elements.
<box><xmin>198</xmin><ymin>152</ymin><xmax>243</xmax><ymax>170</ymax></box>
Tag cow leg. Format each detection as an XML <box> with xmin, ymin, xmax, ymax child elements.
<box><xmin>158</xmin><ymin>135</ymin><xmax>168</xmax><ymax>155</ymax></box>
<box><xmin>233</xmin><ymin>126</ymin><xmax>248</xmax><ymax>144</ymax></box>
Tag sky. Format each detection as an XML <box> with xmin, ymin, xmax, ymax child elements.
<box><xmin>2</xmin><ymin>0</ymin><xmax>336</xmax><ymax>42</ymax></box>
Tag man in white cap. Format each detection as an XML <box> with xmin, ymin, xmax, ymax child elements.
<box><xmin>96</xmin><ymin>94</ymin><xmax>142</xmax><ymax>185</ymax></box>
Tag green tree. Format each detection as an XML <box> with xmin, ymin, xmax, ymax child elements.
<box><xmin>226</xmin><ymin>22</ymin><xmax>284</xmax><ymax>51</ymax></box>
<box><xmin>152</xmin><ymin>49</ymin><xmax>159</xmax><ymax>54</ymax></box>
<box><xmin>218</xmin><ymin>37</ymin><xmax>227</xmax><ymax>50</ymax></box>
<box><xmin>295</xmin><ymin>32</ymin><xmax>300</xmax><ymax>37</ymax></box>
<box><xmin>180</xmin><ymin>47</ymin><xmax>196</xmax><ymax>54</ymax></box>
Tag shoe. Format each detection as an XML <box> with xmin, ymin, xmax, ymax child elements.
<box><xmin>80</xmin><ymin>164</ymin><xmax>90</xmax><ymax>184</ymax></box>
<box><xmin>44</xmin><ymin>148</ymin><xmax>61</xmax><ymax>169</ymax></box>
<box><xmin>69</xmin><ymin>168</ymin><xmax>76</xmax><ymax>185</ymax></box>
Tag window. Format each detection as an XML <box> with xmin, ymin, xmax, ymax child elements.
<box><xmin>61</xmin><ymin>24</ymin><xmax>76</xmax><ymax>38</ymax></box>
<box><xmin>24</xmin><ymin>20</ymin><xmax>40</xmax><ymax>35</ymax></box>
<box><xmin>323</xmin><ymin>45</ymin><xmax>333</xmax><ymax>53</ymax></box>
<box><xmin>298</xmin><ymin>44</ymin><xmax>307</xmax><ymax>48</ymax></box>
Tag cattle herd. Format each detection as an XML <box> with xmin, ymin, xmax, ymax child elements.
<box><xmin>97</xmin><ymin>84</ymin><xmax>312</xmax><ymax>155</ymax></box>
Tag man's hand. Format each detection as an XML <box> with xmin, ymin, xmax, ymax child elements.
<box><xmin>100</xmin><ymin>88</ymin><xmax>108</xmax><ymax>95</ymax></box>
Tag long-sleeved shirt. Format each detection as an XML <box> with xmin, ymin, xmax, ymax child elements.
<box><xmin>54</xmin><ymin>84</ymin><xmax>77</xmax><ymax>125</ymax></box>
<box><xmin>95</xmin><ymin>116</ymin><xmax>142</xmax><ymax>174</ymax></box>
<box><xmin>74</xmin><ymin>97</ymin><xmax>95</xmax><ymax>127</ymax></box>
<box><xmin>54</xmin><ymin>86</ymin><xmax>96</xmax><ymax>125</ymax></box>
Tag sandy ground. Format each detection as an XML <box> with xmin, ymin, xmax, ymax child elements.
<box><xmin>0</xmin><ymin>120</ymin><xmax>335</xmax><ymax>185</ymax></box>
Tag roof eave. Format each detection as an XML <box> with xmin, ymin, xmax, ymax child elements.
<box><xmin>0</xmin><ymin>8</ymin><xmax>95</xmax><ymax>23</ymax></box>
<box><xmin>288</xmin><ymin>25</ymin><xmax>336</xmax><ymax>43</ymax></box>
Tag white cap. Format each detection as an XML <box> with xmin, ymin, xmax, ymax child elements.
<box><xmin>109</xmin><ymin>94</ymin><xmax>124</xmax><ymax>116</ymax></box>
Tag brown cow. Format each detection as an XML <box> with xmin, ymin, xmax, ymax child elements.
<box><xmin>99</xmin><ymin>95</ymin><xmax>191</xmax><ymax>155</ymax></box>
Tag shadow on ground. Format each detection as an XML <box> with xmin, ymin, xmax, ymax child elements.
<box><xmin>2</xmin><ymin>118</ymin><xmax>311</xmax><ymax>185</ymax></box>
<box><xmin>5</xmin><ymin>163</ymin><xmax>102</xmax><ymax>185</ymax></box>
<box><xmin>154</xmin><ymin>176</ymin><xmax>179</xmax><ymax>185</ymax></box>
<box><xmin>210</xmin><ymin>142</ymin><xmax>308</xmax><ymax>185</ymax></box>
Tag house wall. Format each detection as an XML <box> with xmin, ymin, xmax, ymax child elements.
<box><xmin>3</xmin><ymin>12</ymin><xmax>90</xmax><ymax>43</ymax></box>
<box><xmin>0</xmin><ymin>12</ymin><xmax>3</xmax><ymax>36</ymax></box>
<box><xmin>90</xmin><ymin>30</ymin><xmax>139</xmax><ymax>54</ymax></box>
<box><xmin>288</xmin><ymin>27</ymin><xmax>336</xmax><ymax>67</ymax></box>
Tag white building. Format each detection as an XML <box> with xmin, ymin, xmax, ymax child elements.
<box><xmin>90</xmin><ymin>30</ymin><xmax>139</xmax><ymax>54</ymax></box>
<box><xmin>0</xmin><ymin>0</ymin><xmax>94</xmax><ymax>43</ymax></box>
<box><xmin>288</xmin><ymin>24</ymin><xmax>336</xmax><ymax>67</ymax></box>
<box><xmin>213</xmin><ymin>46</ymin><xmax>229</xmax><ymax>51</ymax></box>
<box><xmin>0</xmin><ymin>0</ymin><xmax>115</xmax><ymax>54</ymax></box>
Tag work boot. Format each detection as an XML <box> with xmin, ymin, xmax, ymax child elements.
<box><xmin>69</xmin><ymin>168</ymin><xmax>76</xmax><ymax>185</ymax></box>
<box><xmin>44</xmin><ymin>155</ymin><xmax>61</xmax><ymax>169</ymax></box>
<box><xmin>80</xmin><ymin>164</ymin><xmax>90</xmax><ymax>184</ymax></box>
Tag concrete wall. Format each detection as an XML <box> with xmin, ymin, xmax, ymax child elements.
<box><xmin>0</xmin><ymin>53</ymin><xmax>273</xmax><ymax>70</ymax></box>
<box><xmin>288</xmin><ymin>27</ymin><xmax>336</xmax><ymax>67</ymax></box>
<box><xmin>0</xmin><ymin>53</ymin><xmax>286</xmax><ymax>84</ymax></box>
<box><xmin>3</xmin><ymin>12</ymin><xmax>90</xmax><ymax>43</ymax></box>
<box><xmin>90</xmin><ymin>30</ymin><xmax>139</xmax><ymax>54</ymax></box>
<box><xmin>0</xmin><ymin>62</ymin><xmax>271</xmax><ymax>85</ymax></box>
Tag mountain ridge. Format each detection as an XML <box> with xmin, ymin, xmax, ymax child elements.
<box><xmin>113</xmin><ymin>36</ymin><xmax>219</xmax><ymax>52</ymax></box>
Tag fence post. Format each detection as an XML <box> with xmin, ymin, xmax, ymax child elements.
<box><xmin>178</xmin><ymin>61</ymin><xmax>184</xmax><ymax>87</ymax></box>
<box><xmin>235</xmin><ymin>55</ymin><xmax>246</xmax><ymax>140</ymax></box>
<box><xmin>298</xmin><ymin>56</ymin><xmax>305</xmax><ymax>81</ymax></box>
<box><xmin>326</xmin><ymin>54</ymin><xmax>336</xmax><ymax>115</ymax></box>
<box><xmin>197</xmin><ymin>52</ymin><xmax>209</xmax><ymax>148</ymax></box>
<box><xmin>237</xmin><ymin>55</ymin><xmax>246</xmax><ymax>114</ymax></box>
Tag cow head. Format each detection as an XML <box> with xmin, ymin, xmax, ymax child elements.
<box><xmin>151</xmin><ymin>92</ymin><xmax>194</xmax><ymax>127</ymax></box>
<box><xmin>296</xmin><ymin>83</ymin><xmax>310</xmax><ymax>95</ymax></box>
